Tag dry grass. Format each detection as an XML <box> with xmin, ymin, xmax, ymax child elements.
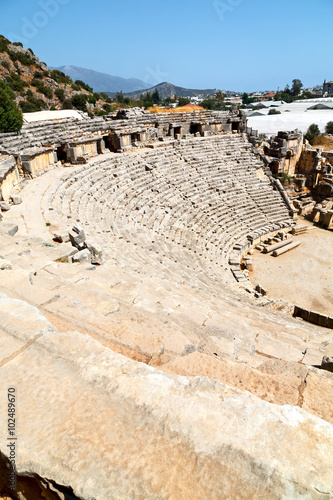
<box><xmin>313</xmin><ymin>135</ymin><xmax>333</xmax><ymax>150</ymax></box>
<box><xmin>148</xmin><ymin>104</ymin><xmax>204</xmax><ymax>114</ymax></box>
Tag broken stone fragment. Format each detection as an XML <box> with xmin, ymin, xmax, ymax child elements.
<box><xmin>321</xmin><ymin>356</ymin><xmax>333</xmax><ymax>373</ymax></box>
<box><xmin>71</xmin><ymin>248</ymin><xmax>91</xmax><ymax>264</ymax></box>
<box><xmin>53</xmin><ymin>232</ymin><xmax>70</xmax><ymax>243</ymax></box>
<box><xmin>0</xmin><ymin>213</ymin><xmax>3</xmax><ymax>222</ymax></box>
<box><xmin>69</xmin><ymin>223</ymin><xmax>86</xmax><ymax>249</ymax></box>
<box><xmin>0</xmin><ymin>202</ymin><xmax>11</xmax><ymax>211</ymax></box>
<box><xmin>86</xmin><ymin>240</ymin><xmax>103</xmax><ymax>265</ymax></box>
<box><xmin>0</xmin><ymin>260</ymin><xmax>12</xmax><ymax>270</ymax></box>
<box><xmin>11</xmin><ymin>195</ymin><xmax>22</xmax><ymax>205</ymax></box>
<box><xmin>72</xmin><ymin>222</ymin><xmax>84</xmax><ymax>235</ymax></box>
<box><xmin>0</xmin><ymin>223</ymin><xmax>18</xmax><ymax>236</ymax></box>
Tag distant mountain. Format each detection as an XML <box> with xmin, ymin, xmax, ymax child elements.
<box><xmin>116</xmin><ymin>82</ymin><xmax>217</xmax><ymax>100</ymax></box>
<box><xmin>51</xmin><ymin>65</ymin><xmax>151</xmax><ymax>93</ymax></box>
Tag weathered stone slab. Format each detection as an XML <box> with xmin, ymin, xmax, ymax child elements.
<box><xmin>0</xmin><ymin>295</ymin><xmax>332</xmax><ymax>500</ymax></box>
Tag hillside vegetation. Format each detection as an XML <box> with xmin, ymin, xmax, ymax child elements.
<box><xmin>0</xmin><ymin>35</ymin><xmax>115</xmax><ymax>118</ymax></box>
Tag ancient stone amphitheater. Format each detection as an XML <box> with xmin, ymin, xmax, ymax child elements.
<box><xmin>0</xmin><ymin>108</ymin><xmax>332</xmax><ymax>499</ymax></box>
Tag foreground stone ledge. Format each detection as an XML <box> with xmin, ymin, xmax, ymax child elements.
<box><xmin>0</xmin><ymin>294</ymin><xmax>332</xmax><ymax>499</ymax></box>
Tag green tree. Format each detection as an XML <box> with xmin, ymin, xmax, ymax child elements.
<box><xmin>200</xmin><ymin>97</ymin><xmax>217</xmax><ymax>110</ymax></box>
<box><xmin>304</xmin><ymin>123</ymin><xmax>320</xmax><ymax>145</ymax></box>
<box><xmin>0</xmin><ymin>81</ymin><xmax>23</xmax><ymax>132</ymax></box>
<box><xmin>215</xmin><ymin>90</ymin><xmax>225</xmax><ymax>104</ymax></box>
<box><xmin>325</xmin><ymin>121</ymin><xmax>333</xmax><ymax>135</ymax></box>
<box><xmin>291</xmin><ymin>79</ymin><xmax>303</xmax><ymax>96</ymax></box>
<box><xmin>115</xmin><ymin>91</ymin><xmax>125</xmax><ymax>103</ymax></box>
<box><xmin>152</xmin><ymin>89</ymin><xmax>161</xmax><ymax>104</ymax></box>
<box><xmin>242</xmin><ymin>92</ymin><xmax>250</xmax><ymax>105</ymax></box>
<box><xmin>178</xmin><ymin>97</ymin><xmax>190</xmax><ymax>107</ymax></box>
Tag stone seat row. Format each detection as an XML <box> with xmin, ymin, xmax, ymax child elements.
<box><xmin>43</xmin><ymin>136</ymin><xmax>292</xmax><ymax>284</ymax></box>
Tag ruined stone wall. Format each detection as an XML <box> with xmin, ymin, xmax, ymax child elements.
<box><xmin>67</xmin><ymin>140</ymin><xmax>99</xmax><ymax>164</ymax></box>
<box><xmin>297</xmin><ymin>146</ymin><xmax>324</xmax><ymax>174</ymax></box>
<box><xmin>0</xmin><ymin>156</ymin><xmax>20</xmax><ymax>202</ymax></box>
<box><xmin>21</xmin><ymin>149</ymin><xmax>57</xmax><ymax>177</ymax></box>
<box><xmin>265</xmin><ymin>131</ymin><xmax>303</xmax><ymax>176</ymax></box>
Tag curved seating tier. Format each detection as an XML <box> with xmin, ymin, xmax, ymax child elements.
<box><xmin>43</xmin><ymin>134</ymin><xmax>293</xmax><ymax>284</ymax></box>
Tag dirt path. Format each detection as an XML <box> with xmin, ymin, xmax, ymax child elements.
<box><xmin>250</xmin><ymin>220</ymin><xmax>333</xmax><ymax>316</ymax></box>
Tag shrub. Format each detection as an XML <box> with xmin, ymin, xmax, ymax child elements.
<box><xmin>31</xmin><ymin>79</ymin><xmax>53</xmax><ymax>99</ymax></box>
<box><xmin>50</xmin><ymin>69</ymin><xmax>72</xmax><ymax>85</ymax></box>
<box><xmin>40</xmin><ymin>85</ymin><xmax>53</xmax><ymax>99</ymax></box>
<box><xmin>62</xmin><ymin>99</ymin><xmax>73</xmax><ymax>110</ymax></box>
<box><xmin>54</xmin><ymin>88</ymin><xmax>65</xmax><ymax>101</ymax></box>
<box><xmin>71</xmin><ymin>83</ymin><xmax>81</xmax><ymax>91</ymax></box>
<box><xmin>38</xmin><ymin>85</ymin><xmax>53</xmax><ymax>99</ymax></box>
<box><xmin>14</xmin><ymin>62</ymin><xmax>21</xmax><ymax>74</ymax></box>
<box><xmin>6</xmin><ymin>49</ymin><xmax>33</xmax><ymax>66</ymax></box>
<box><xmin>33</xmin><ymin>71</ymin><xmax>43</xmax><ymax>79</ymax></box>
<box><xmin>100</xmin><ymin>92</ymin><xmax>112</xmax><ymax>103</ymax></box>
<box><xmin>0</xmin><ymin>81</ymin><xmax>23</xmax><ymax>131</ymax></box>
<box><xmin>19</xmin><ymin>101</ymin><xmax>39</xmax><ymax>113</ymax></box>
<box><xmin>43</xmin><ymin>70</ymin><xmax>50</xmax><ymax>77</ymax></box>
<box><xmin>304</xmin><ymin>123</ymin><xmax>321</xmax><ymax>145</ymax></box>
<box><xmin>268</xmin><ymin>109</ymin><xmax>281</xmax><ymax>115</ymax></box>
<box><xmin>1</xmin><ymin>60</ymin><xmax>10</xmax><ymax>69</ymax></box>
<box><xmin>4</xmin><ymin>72</ymin><xmax>28</xmax><ymax>92</ymax></box>
<box><xmin>87</xmin><ymin>94</ymin><xmax>96</xmax><ymax>105</ymax></box>
<box><xmin>0</xmin><ymin>35</ymin><xmax>10</xmax><ymax>53</ymax></box>
<box><xmin>325</xmin><ymin>121</ymin><xmax>333</xmax><ymax>135</ymax></box>
<box><xmin>75</xmin><ymin>80</ymin><xmax>93</xmax><ymax>93</ymax></box>
<box><xmin>24</xmin><ymin>93</ymin><xmax>48</xmax><ymax>110</ymax></box>
<box><xmin>71</xmin><ymin>94</ymin><xmax>88</xmax><ymax>112</ymax></box>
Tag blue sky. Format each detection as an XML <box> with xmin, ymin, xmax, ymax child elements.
<box><xmin>0</xmin><ymin>0</ymin><xmax>332</xmax><ymax>91</ymax></box>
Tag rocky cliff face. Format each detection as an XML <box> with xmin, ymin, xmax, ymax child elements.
<box><xmin>0</xmin><ymin>293</ymin><xmax>332</xmax><ymax>499</ymax></box>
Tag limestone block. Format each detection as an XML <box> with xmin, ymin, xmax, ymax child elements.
<box><xmin>68</xmin><ymin>227</ymin><xmax>86</xmax><ymax>249</ymax></box>
<box><xmin>71</xmin><ymin>248</ymin><xmax>91</xmax><ymax>263</ymax></box>
<box><xmin>86</xmin><ymin>240</ymin><xmax>103</xmax><ymax>265</ymax></box>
